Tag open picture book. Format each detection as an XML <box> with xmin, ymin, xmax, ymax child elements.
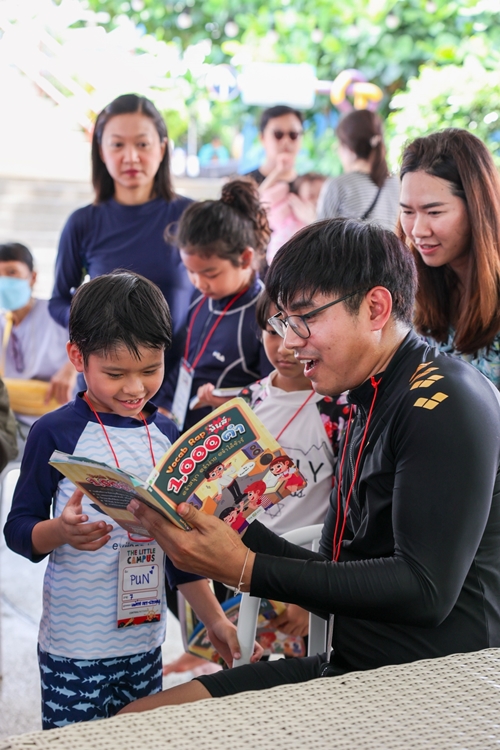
<box><xmin>49</xmin><ymin>397</ymin><xmax>307</xmax><ymax>537</ymax></box>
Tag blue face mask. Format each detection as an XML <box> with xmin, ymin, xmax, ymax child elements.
<box><xmin>0</xmin><ymin>276</ymin><xmax>32</xmax><ymax>311</ymax></box>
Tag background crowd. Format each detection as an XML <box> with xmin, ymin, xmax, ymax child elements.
<box><xmin>2</xmin><ymin>89</ymin><xmax>500</xmax><ymax>729</ymax></box>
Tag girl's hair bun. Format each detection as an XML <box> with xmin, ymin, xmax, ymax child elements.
<box><xmin>172</xmin><ymin>177</ymin><xmax>270</xmax><ymax>267</ymax></box>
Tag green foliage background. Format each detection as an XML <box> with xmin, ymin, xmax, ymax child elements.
<box><xmin>82</xmin><ymin>0</ymin><xmax>500</xmax><ymax>170</ymax></box>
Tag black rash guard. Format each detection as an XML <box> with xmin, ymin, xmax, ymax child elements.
<box><xmin>246</xmin><ymin>330</ymin><xmax>500</xmax><ymax>671</ymax></box>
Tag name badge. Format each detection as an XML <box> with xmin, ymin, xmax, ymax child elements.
<box><xmin>117</xmin><ymin>542</ymin><xmax>165</xmax><ymax>628</ymax></box>
<box><xmin>171</xmin><ymin>359</ymin><xmax>194</xmax><ymax>431</ymax></box>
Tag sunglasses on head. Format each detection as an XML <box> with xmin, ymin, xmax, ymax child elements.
<box><xmin>272</xmin><ymin>130</ymin><xmax>303</xmax><ymax>141</ymax></box>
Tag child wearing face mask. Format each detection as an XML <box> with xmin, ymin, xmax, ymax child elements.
<box><xmin>164</xmin><ymin>179</ymin><xmax>273</xmax><ymax>433</ymax></box>
<box><xmin>0</xmin><ymin>243</ymin><xmax>76</xmax><ymax>440</ymax></box>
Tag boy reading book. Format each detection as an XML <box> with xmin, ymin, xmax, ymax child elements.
<box><xmin>3</xmin><ymin>272</ymin><xmax>257</xmax><ymax>729</ymax></box>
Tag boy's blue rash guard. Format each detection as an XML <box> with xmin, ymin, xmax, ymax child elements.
<box><xmin>163</xmin><ymin>278</ymin><xmax>273</xmax><ymax>429</ymax></box>
<box><xmin>48</xmin><ymin>196</ymin><xmax>194</xmax><ymax>403</ymax></box>
<box><xmin>245</xmin><ymin>331</ymin><xmax>500</xmax><ymax>670</ymax></box>
<box><xmin>3</xmin><ymin>394</ymin><xmax>199</xmax><ymax>590</ymax></box>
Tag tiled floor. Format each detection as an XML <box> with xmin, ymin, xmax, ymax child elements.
<box><xmin>0</xmin><ymin>469</ymin><xmax>193</xmax><ymax>740</ymax></box>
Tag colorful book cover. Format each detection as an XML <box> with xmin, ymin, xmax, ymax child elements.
<box><xmin>49</xmin><ymin>398</ymin><xmax>307</xmax><ymax>536</ymax></box>
<box><xmin>187</xmin><ymin>594</ymin><xmax>306</xmax><ymax>662</ymax></box>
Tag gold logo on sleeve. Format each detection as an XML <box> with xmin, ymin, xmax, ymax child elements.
<box><xmin>413</xmin><ymin>392</ymin><xmax>448</xmax><ymax>410</ymax></box>
<box><xmin>410</xmin><ymin>363</ymin><xmax>449</xmax><ymax>409</ymax></box>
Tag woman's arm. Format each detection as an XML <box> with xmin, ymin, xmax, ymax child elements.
<box><xmin>49</xmin><ymin>212</ymin><xmax>87</xmax><ymax>328</ymax></box>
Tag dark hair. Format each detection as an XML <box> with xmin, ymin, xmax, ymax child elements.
<box><xmin>266</xmin><ymin>218</ymin><xmax>417</xmax><ymax>326</ymax></box>
<box><xmin>260</xmin><ymin>106</ymin><xmax>303</xmax><ymax>133</ymax></box>
<box><xmin>399</xmin><ymin>128</ymin><xmax>500</xmax><ymax>354</ymax></box>
<box><xmin>219</xmin><ymin>506</ymin><xmax>238</xmax><ymax>521</ymax></box>
<box><xmin>69</xmin><ymin>271</ymin><xmax>172</xmax><ymax>363</ymax></box>
<box><xmin>91</xmin><ymin>93</ymin><xmax>174</xmax><ymax>203</ymax></box>
<box><xmin>172</xmin><ymin>179</ymin><xmax>271</xmax><ymax>267</ymax></box>
<box><xmin>336</xmin><ymin>110</ymin><xmax>389</xmax><ymax>188</ymax></box>
<box><xmin>204</xmin><ymin>460</ymin><xmax>224</xmax><ymax>479</ymax></box>
<box><xmin>255</xmin><ymin>288</ymin><xmax>275</xmax><ymax>330</ymax></box>
<box><xmin>0</xmin><ymin>242</ymin><xmax>34</xmax><ymax>271</ymax></box>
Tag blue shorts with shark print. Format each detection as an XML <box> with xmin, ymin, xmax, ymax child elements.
<box><xmin>38</xmin><ymin>645</ymin><xmax>162</xmax><ymax>729</ymax></box>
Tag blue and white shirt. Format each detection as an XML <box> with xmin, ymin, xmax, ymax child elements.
<box><xmin>4</xmin><ymin>395</ymin><xmax>185</xmax><ymax>660</ymax></box>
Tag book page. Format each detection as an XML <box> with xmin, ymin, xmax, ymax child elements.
<box><xmin>147</xmin><ymin>398</ymin><xmax>307</xmax><ymax>535</ymax></box>
<box><xmin>49</xmin><ymin>451</ymin><xmax>189</xmax><ymax>534</ymax></box>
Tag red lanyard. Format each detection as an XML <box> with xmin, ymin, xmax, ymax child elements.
<box><xmin>276</xmin><ymin>389</ymin><xmax>316</xmax><ymax>441</ymax></box>
<box><xmin>184</xmin><ymin>289</ymin><xmax>247</xmax><ymax>371</ymax></box>
<box><xmin>83</xmin><ymin>392</ymin><xmax>156</xmax><ymax>469</ymax></box>
<box><xmin>332</xmin><ymin>376</ymin><xmax>381</xmax><ymax>561</ymax></box>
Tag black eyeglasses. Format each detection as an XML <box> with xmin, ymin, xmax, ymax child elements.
<box><xmin>268</xmin><ymin>290</ymin><xmax>367</xmax><ymax>340</ymax></box>
<box><xmin>272</xmin><ymin>130</ymin><xmax>303</xmax><ymax>141</ymax></box>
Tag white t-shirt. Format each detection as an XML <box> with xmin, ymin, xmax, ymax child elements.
<box><xmin>240</xmin><ymin>373</ymin><xmax>346</xmax><ymax>536</ymax></box>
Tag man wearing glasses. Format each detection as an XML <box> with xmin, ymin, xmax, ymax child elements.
<box><xmin>122</xmin><ymin>218</ymin><xmax>500</xmax><ymax>711</ymax></box>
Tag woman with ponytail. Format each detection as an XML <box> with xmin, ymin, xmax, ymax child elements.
<box><xmin>317</xmin><ymin>110</ymin><xmax>400</xmax><ymax>230</ymax></box>
<box><xmin>165</xmin><ymin>178</ymin><xmax>272</xmax><ymax>432</ymax></box>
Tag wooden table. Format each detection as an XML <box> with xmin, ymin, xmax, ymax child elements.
<box><xmin>2</xmin><ymin>649</ymin><xmax>500</xmax><ymax>749</ymax></box>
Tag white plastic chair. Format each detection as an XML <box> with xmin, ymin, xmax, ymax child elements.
<box><xmin>234</xmin><ymin>523</ymin><xmax>328</xmax><ymax>667</ymax></box>
<box><xmin>0</xmin><ymin>459</ymin><xmax>21</xmax><ymax>516</ymax></box>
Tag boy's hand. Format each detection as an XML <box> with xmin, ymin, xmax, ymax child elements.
<box><xmin>271</xmin><ymin>603</ymin><xmax>310</xmax><ymax>637</ymax></box>
<box><xmin>206</xmin><ymin>615</ymin><xmax>263</xmax><ymax>668</ymax></box>
<box><xmin>194</xmin><ymin>383</ymin><xmax>230</xmax><ymax>410</ymax></box>
<box><xmin>59</xmin><ymin>489</ymin><xmax>113</xmax><ymax>551</ymax></box>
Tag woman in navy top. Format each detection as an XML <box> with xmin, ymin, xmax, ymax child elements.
<box><xmin>49</xmin><ymin>94</ymin><xmax>193</xmax><ymax>405</ymax></box>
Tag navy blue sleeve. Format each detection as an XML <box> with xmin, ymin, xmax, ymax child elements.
<box><xmin>49</xmin><ymin>209</ymin><xmax>88</xmax><ymax>327</ymax></box>
<box><xmin>3</xmin><ymin>407</ymin><xmax>83</xmax><ymax>562</ymax></box>
<box><xmin>151</xmin><ymin>411</ymin><xmax>179</xmax><ymax>444</ymax></box>
<box><xmin>164</xmin><ymin>554</ymin><xmax>203</xmax><ymax>589</ymax></box>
